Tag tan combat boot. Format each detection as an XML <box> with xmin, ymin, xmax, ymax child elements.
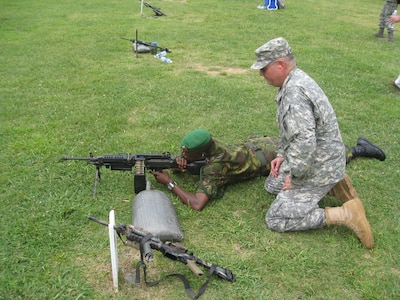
<box><xmin>327</xmin><ymin>174</ymin><xmax>360</xmax><ymax>205</ymax></box>
<box><xmin>325</xmin><ymin>198</ymin><xmax>374</xmax><ymax>249</ymax></box>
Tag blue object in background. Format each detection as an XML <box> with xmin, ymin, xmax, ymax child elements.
<box><xmin>265</xmin><ymin>0</ymin><xmax>278</xmax><ymax>10</ymax></box>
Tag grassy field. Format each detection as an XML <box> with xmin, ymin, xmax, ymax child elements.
<box><xmin>1</xmin><ymin>0</ymin><xmax>399</xmax><ymax>299</ymax></box>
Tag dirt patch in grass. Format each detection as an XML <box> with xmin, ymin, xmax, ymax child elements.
<box><xmin>193</xmin><ymin>63</ymin><xmax>248</xmax><ymax>76</ymax></box>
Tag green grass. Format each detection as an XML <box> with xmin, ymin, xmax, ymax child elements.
<box><xmin>1</xmin><ymin>0</ymin><xmax>400</xmax><ymax>299</ymax></box>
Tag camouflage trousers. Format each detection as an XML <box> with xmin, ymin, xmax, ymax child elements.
<box><xmin>264</xmin><ymin>172</ymin><xmax>336</xmax><ymax>232</ymax></box>
<box><xmin>377</xmin><ymin>1</ymin><xmax>398</xmax><ymax>32</ymax></box>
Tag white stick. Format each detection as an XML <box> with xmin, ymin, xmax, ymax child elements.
<box><xmin>109</xmin><ymin>210</ymin><xmax>119</xmax><ymax>292</ymax></box>
<box><xmin>140</xmin><ymin>0</ymin><xmax>144</xmax><ymax>16</ymax></box>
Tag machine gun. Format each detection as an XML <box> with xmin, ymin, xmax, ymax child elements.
<box><xmin>140</xmin><ymin>0</ymin><xmax>167</xmax><ymax>17</ymax></box>
<box><xmin>61</xmin><ymin>152</ymin><xmax>207</xmax><ymax>196</ymax></box>
<box><xmin>88</xmin><ymin>215</ymin><xmax>235</xmax><ymax>298</ymax></box>
<box><xmin>120</xmin><ymin>37</ymin><xmax>171</xmax><ymax>53</ymax></box>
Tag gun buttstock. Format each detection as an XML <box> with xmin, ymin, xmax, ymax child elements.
<box><xmin>186</xmin><ymin>259</ymin><xmax>204</xmax><ymax>277</ymax></box>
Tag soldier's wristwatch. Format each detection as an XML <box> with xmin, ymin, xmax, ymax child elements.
<box><xmin>167</xmin><ymin>181</ymin><xmax>177</xmax><ymax>191</ymax></box>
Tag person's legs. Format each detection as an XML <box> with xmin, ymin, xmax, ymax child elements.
<box><xmin>264</xmin><ymin>172</ymin><xmax>285</xmax><ymax>195</ymax></box>
<box><xmin>264</xmin><ymin>172</ymin><xmax>374</xmax><ymax>248</ymax></box>
<box><xmin>265</xmin><ymin>184</ymin><xmax>334</xmax><ymax>232</ymax></box>
<box><xmin>374</xmin><ymin>4</ymin><xmax>386</xmax><ymax>37</ymax></box>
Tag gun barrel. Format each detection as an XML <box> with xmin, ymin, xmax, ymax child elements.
<box><xmin>88</xmin><ymin>215</ymin><xmax>109</xmax><ymax>226</ymax></box>
<box><xmin>61</xmin><ymin>157</ymin><xmax>91</xmax><ymax>161</ymax></box>
<box><xmin>120</xmin><ymin>37</ymin><xmax>133</xmax><ymax>41</ymax></box>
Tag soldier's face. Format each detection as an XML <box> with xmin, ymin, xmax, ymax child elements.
<box><xmin>259</xmin><ymin>59</ymin><xmax>284</xmax><ymax>87</ymax></box>
<box><xmin>182</xmin><ymin>151</ymin><xmax>203</xmax><ymax>162</ymax></box>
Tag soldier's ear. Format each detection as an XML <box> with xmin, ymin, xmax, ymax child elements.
<box><xmin>277</xmin><ymin>59</ymin><xmax>285</xmax><ymax>70</ymax></box>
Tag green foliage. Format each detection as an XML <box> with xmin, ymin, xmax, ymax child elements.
<box><xmin>1</xmin><ymin>0</ymin><xmax>399</xmax><ymax>299</ymax></box>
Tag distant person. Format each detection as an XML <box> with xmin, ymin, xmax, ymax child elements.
<box><xmin>374</xmin><ymin>0</ymin><xmax>399</xmax><ymax>42</ymax></box>
<box><xmin>257</xmin><ymin>0</ymin><xmax>286</xmax><ymax>10</ymax></box>
<box><xmin>250</xmin><ymin>37</ymin><xmax>378</xmax><ymax>249</ymax></box>
<box><xmin>390</xmin><ymin>14</ymin><xmax>400</xmax><ymax>90</ymax></box>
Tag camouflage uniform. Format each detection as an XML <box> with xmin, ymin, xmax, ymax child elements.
<box><xmin>194</xmin><ymin>134</ymin><xmax>354</xmax><ymax>201</ymax></box>
<box><xmin>377</xmin><ymin>0</ymin><xmax>399</xmax><ymax>33</ymax></box>
<box><xmin>195</xmin><ymin>136</ymin><xmax>278</xmax><ymax>200</ymax></box>
<box><xmin>264</xmin><ymin>67</ymin><xmax>346</xmax><ymax>232</ymax></box>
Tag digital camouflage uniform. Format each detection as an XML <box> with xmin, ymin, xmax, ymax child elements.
<box><xmin>264</xmin><ymin>67</ymin><xmax>346</xmax><ymax>232</ymax></box>
<box><xmin>377</xmin><ymin>0</ymin><xmax>399</xmax><ymax>33</ymax></box>
<box><xmin>195</xmin><ymin>136</ymin><xmax>278</xmax><ymax>200</ymax></box>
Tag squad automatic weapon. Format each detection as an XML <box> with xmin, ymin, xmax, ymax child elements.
<box><xmin>61</xmin><ymin>152</ymin><xmax>206</xmax><ymax>195</ymax></box>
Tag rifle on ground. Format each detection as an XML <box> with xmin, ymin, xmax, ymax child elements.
<box><xmin>121</xmin><ymin>37</ymin><xmax>171</xmax><ymax>53</ymax></box>
<box><xmin>61</xmin><ymin>152</ymin><xmax>206</xmax><ymax>195</ymax></box>
<box><xmin>141</xmin><ymin>0</ymin><xmax>167</xmax><ymax>17</ymax></box>
<box><xmin>88</xmin><ymin>215</ymin><xmax>235</xmax><ymax>298</ymax></box>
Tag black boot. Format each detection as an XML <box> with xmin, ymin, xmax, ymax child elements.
<box><xmin>351</xmin><ymin>137</ymin><xmax>386</xmax><ymax>161</ymax></box>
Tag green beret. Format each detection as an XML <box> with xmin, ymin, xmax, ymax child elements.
<box><xmin>180</xmin><ymin>129</ymin><xmax>211</xmax><ymax>152</ymax></box>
